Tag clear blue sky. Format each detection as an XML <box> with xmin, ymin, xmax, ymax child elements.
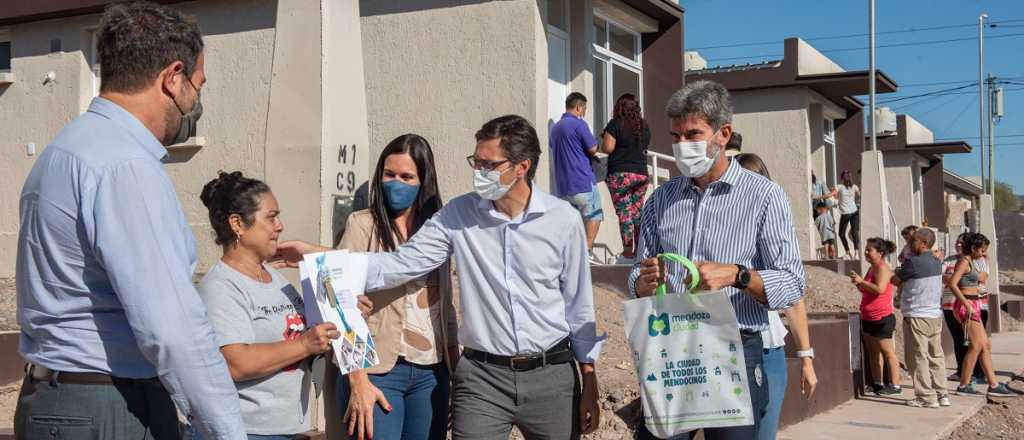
<box><xmin>682</xmin><ymin>0</ymin><xmax>1024</xmax><ymax>194</ymax></box>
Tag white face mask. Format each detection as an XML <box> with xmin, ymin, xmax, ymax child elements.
<box><xmin>672</xmin><ymin>131</ymin><xmax>721</xmax><ymax>178</ymax></box>
<box><xmin>473</xmin><ymin>167</ymin><xmax>516</xmax><ymax>200</ymax></box>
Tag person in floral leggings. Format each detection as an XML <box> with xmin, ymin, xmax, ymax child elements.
<box><xmin>600</xmin><ymin>94</ymin><xmax>651</xmax><ymax>263</ymax></box>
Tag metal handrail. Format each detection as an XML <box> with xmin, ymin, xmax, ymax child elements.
<box><xmin>646</xmin><ymin>150</ymin><xmax>674</xmax><ymax>190</ymax></box>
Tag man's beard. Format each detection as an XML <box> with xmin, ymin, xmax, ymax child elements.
<box><xmin>162</xmin><ymin>103</ymin><xmax>182</xmax><ymax>146</ymax></box>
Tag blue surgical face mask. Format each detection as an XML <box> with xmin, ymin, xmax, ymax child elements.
<box><xmin>382</xmin><ymin>179</ymin><xmax>419</xmax><ymax>213</ymax></box>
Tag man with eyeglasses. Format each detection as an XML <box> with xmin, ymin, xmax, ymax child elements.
<box><xmin>277</xmin><ymin>115</ymin><xmax>606</xmax><ymax>439</ymax></box>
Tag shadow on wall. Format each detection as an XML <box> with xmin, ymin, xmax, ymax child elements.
<box><xmin>360</xmin><ymin>0</ymin><xmax>489</xmax><ymax>16</ymax></box>
<box><xmin>995</xmin><ymin>211</ymin><xmax>1024</xmax><ymax>271</ymax></box>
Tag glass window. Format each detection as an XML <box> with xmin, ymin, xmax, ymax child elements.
<box><xmin>609</xmin><ymin>22</ymin><xmax>638</xmax><ymax>61</ymax></box>
<box><xmin>823</xmin><ymin>119</ymin><xmax>835</xmax><ymax>144</ymax></box>
<box><xmin>547</xmin><ymin>0</ymin><xmax>568</xmax><ymax>33</ymax></box>
<box><xmin>612</xmin><ymin>64</ymin><xmax>640</xmax><ymax>104</ymax></box>
<box><xmin>594</xmin><ymin>17</ymin><xmax>607</xmax><ymax>48</ymax></box>
<box><xmin>0</xmin><ymin>41</ymin><xmax>10</xmax><ymax>71</ymax></box>
<box><xmin>594</xmin><ymin>57</ymin><xmax>607</xmax><ymax>135</ymax></box>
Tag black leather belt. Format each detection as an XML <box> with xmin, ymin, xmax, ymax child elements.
<box><xmin>463</xmin><ymin>338</ymin><xmax>574</xmax><ymax>372</ymax></box>
<box><xmin>26</xmin><ymin>363</ymin><xmax>161</xmax><ymax>386</ymax></box>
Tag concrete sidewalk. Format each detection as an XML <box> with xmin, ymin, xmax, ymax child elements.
<box><xmin>779</xmin><ymin>331</ymin><xmax>1024</xmax><ymax>440</ymax></box>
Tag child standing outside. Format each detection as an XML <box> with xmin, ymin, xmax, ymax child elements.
<box><xmin>815</xmin><ymin>201</ymin><xmax>837</xmax><ymax>259</ymax></box>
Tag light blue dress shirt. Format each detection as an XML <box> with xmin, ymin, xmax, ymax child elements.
<box><xmin>365</xmin><ymin>188</ymin><xmax>606</xmax><ymax>363</ymax></box>
<box><xmin>627</xmin><ymin>160</ymin><xmax>806</xmax><ymax>332</ymax></box>
<box><xmin>16</xmin><ymin>97</ymin><xmax>246</xmax><ymax>439</ymax></box>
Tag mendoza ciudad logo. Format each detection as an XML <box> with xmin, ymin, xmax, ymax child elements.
<box><xmin>648</xmin><ymin>311</ymin><xmax>711</xmax><ymax>337</ymax></box>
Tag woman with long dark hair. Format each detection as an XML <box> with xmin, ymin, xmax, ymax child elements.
<box><xmin>949</xmin><ymin>233</ymin><xmax>1013</xmax><ymax>397</ymax></box>
<box><xmin>851</xmin><ymin>237</ymin><xmax>901</xmax><ymax>395</ymax></box>
<box><xmin>600</xmin><ymin>93</ymin><xmax>651</xmax><ymax>263</ymax></box>
<box><xmin>736</xmin><ymin>153</ymin><xmax>818</xmax><ymax>440</ymax></box>
<box><xmin>836</xmin><ymin>170</ymin><xmax>861</xmax><ymax>259</ymax></box>
<box><xmin>333</xmin><ymin>134</ymin><xmax>458</xmax><ymax>440</ymax></box>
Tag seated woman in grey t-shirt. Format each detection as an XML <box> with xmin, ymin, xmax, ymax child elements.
<box><xmin>195</xmin><ymin>171</ymin><xmax>340</xmax><ymax>439</ymax></box>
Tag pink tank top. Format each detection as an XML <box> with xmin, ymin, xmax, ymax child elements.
<box><xmin>859</xmin><ymin>268</ymin><xmax>894</xmax><ymax>321</ymax></box>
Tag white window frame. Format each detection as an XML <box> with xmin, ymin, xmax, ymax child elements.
<box><xmin>592</xmin><ymin>13</ymin><xmax>643</xmax><ymax>135</ymax></box>
<box><xmin>823</xmin><ymin>118</ymin><xmax>836</xmax><ymax>144</ymax></box>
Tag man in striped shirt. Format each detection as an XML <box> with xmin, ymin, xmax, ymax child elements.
<box><xmin>628</xmin><ymin>80</ymin><xmax>806</xmax><ymax>439</ymax></box>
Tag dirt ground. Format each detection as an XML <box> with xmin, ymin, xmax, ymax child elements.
<box><xmin>942</xmin><ymin>373</ymin><xmax>1024</xmax><ymax>440</ymax></box>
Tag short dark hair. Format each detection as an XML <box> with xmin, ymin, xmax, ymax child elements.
<box><xmin>98</xmin><ymin>1</ymin><xmax>204</xmax><ymax>93</ymax></box>
<box><xmin>475</xmin><ymin>115</ymin><xmax>541</xmax><ymax>181</ymax></box>
<box><xmin>814</xmin><ymin>201</ymin><xmax>828</xmax><ymax>210</ymax></box>
<box><xmin>865</xmin><ymin>237</ymin><xmax>896</xmax><ymax>257</ymax></box>
<box><xmin>565</xmin><ymin>92</ymin><xmax>587</xmax><ymax>109</ymax></box>
<box><xmin>901</xmin><ymin>225</ymin><xmax>919</xmax><ymax>238</ymax></box>
<box><xmin>200</xmin><ymin>171</ymin><xmax>271</xmax><ymax>247</ymax></box>
<box><xmin>725</xmin><ymin>132</ymin><xmax>743</xmax><ymax>151</ymax></box>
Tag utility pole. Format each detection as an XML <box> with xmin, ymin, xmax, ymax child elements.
<box><xmin>869</xmin><ymin>0</ymin><xmax>877</xmax><ymax>151</ymax></box>
<box><xmin>988</xmin><ymin>75</ymin><xmax>1004</xmax><ymax>195</ymax></box>
<box><xmin>978</xmin><ymin>14</ymin><xmax>988</xmax><ymax>186</ymax></box>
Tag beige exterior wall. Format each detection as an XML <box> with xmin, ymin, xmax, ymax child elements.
<box><xmin>795</xmin><ymin>38</ymin><xmax>844</xmax><ymax>76</ymax></box>
<box><xmin>730</xmin><ymin>87</ymin><xmax>815</xmax><ymax>259</ymax></box>
<box><xmin>0</xmin><ymin>0</ymin><xmax>280</xmax><ymax>277</ymax></box>
<box><xmin>903</xmin><ymin>114</ymin><xmax>934</xmax><ymax>145</ymax></box>
<box><xmin>359</xmin><ymin>0</ymin><xmax>549</xmax><ymax>202</ymax></box>
<box><xmin>882</xmin><ymin>151</ymin><xmax>926</xmax><ymax>230</ymax></box>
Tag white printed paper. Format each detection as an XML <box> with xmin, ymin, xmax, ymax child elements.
<box><xmin>299</xmin><ymin>250</ymin><xmax>379</xmax><ymax>374</ymax></box>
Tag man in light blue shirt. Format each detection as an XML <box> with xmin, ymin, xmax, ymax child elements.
<box><xmin>277</xmin><ymin>115</ymin><xmax>606</xmax><ymax>439</ymax></box>
<box><xmin>14</xmin><ymin>3</ymin><xmax>244</xmax><ymax>439</ymax></box>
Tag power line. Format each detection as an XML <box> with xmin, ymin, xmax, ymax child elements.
<box><xmin>704</xmin><ymin>32</ymin><xmax>1024</xmax><ymax>63</ymax></box>
<box><xmin>821</xmin><ymin>32</ymin><xmax>1024</xmax><ymax>54</ymax></box>
<box><xmin>936</xmin><ymin>133</ymin><xmax>1024</xmax><ymax>141</ymax></box>
<box><xmin>877</xmin><ymin>84</ymin><xmax>976</xmax><ymax>104</ymax></box>
<box><xmin>692</xmin><ymin>18</ymin><xmax>1024</xmax><ymax>50</ymax></box>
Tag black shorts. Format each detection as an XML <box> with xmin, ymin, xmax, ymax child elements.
<box><xmin>822</xmin><ymin>239</ymin><xmax>836</xmax><ymax>245</ymax></box>
<box><xmin>862</xmin><ymin>314</ymin><xmax>896</xmax><ymax>338</ymax></box>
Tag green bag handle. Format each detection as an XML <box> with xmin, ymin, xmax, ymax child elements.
<box><xmin>654</xmin><ymin>253</ymin><xmax>700</xmax><ymax>297</ymax></box>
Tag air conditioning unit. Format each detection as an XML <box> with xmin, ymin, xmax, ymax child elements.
<box><xmin>873</xmin><ymin>107</ymin><xmax>897</xmax><ymax>136</ymax></box>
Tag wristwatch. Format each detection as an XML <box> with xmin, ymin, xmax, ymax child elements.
<box><xmin>796</xmin><ymin>348</ymin><xmax>815</xmax><ymax>359</ymax></box>
<box><xmin>732</xmin><ymin>264</ymin><xmax>751</xmax><ymax>290</ymax></box>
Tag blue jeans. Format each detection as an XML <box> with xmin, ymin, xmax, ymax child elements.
<box><xmin>337</xmin><ymin>358</ymin><xmax>450</xmax><ymax>440</ymax></box>
<box><xmin>758</xmin><ymin>346</ymin><xmax>788</xmax><ymax>440</ymax></box>
<box><xmin>637</xmin><ymin>332</ymin><xmax>768</xmax><ymax>440</ymax></box>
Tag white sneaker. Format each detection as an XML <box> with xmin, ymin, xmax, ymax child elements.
<box><xmin>906</xmin><ymin>397</ymin><xmax>940</xmax><ymax>408</ymax></box>
<box><xmin>938</xmin><ymin>394</ymin><xmax>951</xmax><ymax>407</ymax></box>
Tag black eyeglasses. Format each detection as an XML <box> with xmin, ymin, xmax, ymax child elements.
<box><xmin>465</xmin><ymin>155</ymin><xmax>511</xmax><ymax>171</ymax></box>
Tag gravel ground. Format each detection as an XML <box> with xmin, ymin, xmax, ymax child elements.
<box><xmin>942</xmin><ymin>373</ymin><xmax>1024</xmax><ymax>440</ymax></box>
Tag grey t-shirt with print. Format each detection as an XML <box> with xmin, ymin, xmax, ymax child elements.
<box><xmin>198</xmin><ymin>261</ymin><xmax>311</xmax><ymax>436</ymax></box>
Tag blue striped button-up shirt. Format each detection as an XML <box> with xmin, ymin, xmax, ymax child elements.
<box><xmin>365</xmin><ymin>188</ymin><xmax>606</xmax><ymax>363</ymax></box>
<box><xmin>627</xmin><ymin>160</ymin><xmax>806</xmax><ymax>331</ymax></box>
<box><xmin>17</xmin><ymin>98</ymin><xmax>245</xmax><ymax>439</ymax></box>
